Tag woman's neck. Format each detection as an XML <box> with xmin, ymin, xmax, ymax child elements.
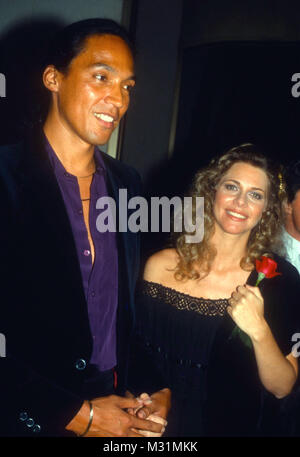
<box><xmin>210</xmin><ymin>228</ymin><xmax>249</xmax><ymax>271</ymax></box>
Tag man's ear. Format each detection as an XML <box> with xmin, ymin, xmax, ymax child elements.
<box><xmin>43</xmin><ymin>65</ymin><xmax>61</xmax><ymax>92</ymax></box>
<box><xmin>283</xmin><ymin>198</ymin><xmax>293</xmax><ymax>216</ymax></box>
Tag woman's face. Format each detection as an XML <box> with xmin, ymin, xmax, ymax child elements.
<box><xmin>213</xmin><ymin>162</ymin><xmax>269</xmax><ymax>237</ymax></box>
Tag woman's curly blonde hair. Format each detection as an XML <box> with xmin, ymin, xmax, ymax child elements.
<box><xmin>173</xmin><ymin>143</ymin><xmax>285</xmax><ymax>281</ymax></box>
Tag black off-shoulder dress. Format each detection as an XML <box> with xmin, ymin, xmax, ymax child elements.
<box><xmin>128</xmin><ymin>255</ymin><xmax>300</xmax><ymax>436</ymax></box>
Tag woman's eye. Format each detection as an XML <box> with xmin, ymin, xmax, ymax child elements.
<box><xmin>224</xmin><ymin>183</ymin><xmax>237</xmax><ymax>191</ymax></box>
<box><xmin>249</xmin><ymin>191</ymin><xmax>263</xmax><ymax>200</ymax></box>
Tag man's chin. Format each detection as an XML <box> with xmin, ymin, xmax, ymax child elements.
<box><xmin>87</xmin><ymin>131</ymin><xmax>113</xmax><ymax>147</ymax></box>
<box><xmin>86</xmin><ymin>135</ymin><xmax>111</xmax><ymax>146</ymax></box>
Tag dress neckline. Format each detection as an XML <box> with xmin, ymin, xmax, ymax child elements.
<box><xmin>141</xmin><ymin>279</ymin><xmax>230</xmax><ymax>303</ymax></box>
<box><xmin>141</xmin><ymin>268</ymin><xmax>257</xmax><ymax>304</ymax></box>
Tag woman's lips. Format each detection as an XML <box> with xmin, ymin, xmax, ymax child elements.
<box><xmin>226</xmin><ymin>209</ymin><xmax>248</xmax><ymax>221</ymax></box>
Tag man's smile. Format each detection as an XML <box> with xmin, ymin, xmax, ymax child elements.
<box><xmin>93</xmin><ymin>111</ymin><xmax>117</xmax><ymax>128</ymax></box>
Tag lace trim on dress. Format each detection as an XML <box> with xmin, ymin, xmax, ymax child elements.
<box><xmin>140</xmin><ymin>280</ymin><xmax>229</xmax><ymax>317</ymax></box>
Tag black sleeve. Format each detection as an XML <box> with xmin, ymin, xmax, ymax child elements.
<box><xmin>0</xmin><ymin>160</ymin><xmax>83</xmax><ymax>436</ymax></box>
<box><xmin>264</xmin><ymin>257</ymin><xmax>300</xmax><ymax>436</ymax></box>
<box><xmin>0</xmin><ymin>357</ymin><xmax>83</xmax><ymax>436</ymax></box>
<box><xmin>262</xmin><ymin>255</ymin><xmax>300</xmax><ymax>357</ymax></box>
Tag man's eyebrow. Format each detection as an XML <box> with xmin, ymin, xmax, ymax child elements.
<box><xmin>88</xmin><ymin>62</ymin><xmax>136</xmax><ymax>80</ymax></box>
<box><xmin>224</xmin><ymin>178</ymin><xmax>266</xmax><ymax>192</ymax></box>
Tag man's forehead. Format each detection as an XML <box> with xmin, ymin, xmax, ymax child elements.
<box><xmin>82</xmin><ymin>34</ymin><xmax>131</xmax><ymax>57</ymax></box>
<box><xmin>73</xmin><ymin>34</ymin><xmax>134</xmax><ymax>70</ymax></box>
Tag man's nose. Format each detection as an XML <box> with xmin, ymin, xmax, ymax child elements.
<box><xmin>104</xmin><ymin>84</ymin><xmax>124</xmax><ymax>108</ymax></box>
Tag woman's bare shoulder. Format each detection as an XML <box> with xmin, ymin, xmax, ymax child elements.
<box><xmin>143</xmin><ymin>248</ymin><xmax>179</xmax><ymax>282</ymax></box>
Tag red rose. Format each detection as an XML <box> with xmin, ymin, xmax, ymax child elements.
<box><xmin>255</xmin><ymin>256</ymin><xmax>281</xmax><ymax>286</ymax></box>
<box><xmin>230</xmin><ymin>256</ymin><xmax>282</xmax><ymax>348</ymax></box>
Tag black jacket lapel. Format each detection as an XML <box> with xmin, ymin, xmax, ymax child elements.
<box><xmin>16</xmin><ymin>129</ymin><xmax>92</xmax><ymax>337</ymax></box>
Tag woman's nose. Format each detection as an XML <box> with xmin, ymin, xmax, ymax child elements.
<box><xmin>234</xmin><ymin>192</ymin><xmax>247</xmax><ymax>207</ymax></box>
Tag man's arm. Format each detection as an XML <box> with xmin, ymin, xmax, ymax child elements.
<box><xmin>0</xmin><ymin>356</ymin><xmax>84</xmax><ymax>436</ymax></box>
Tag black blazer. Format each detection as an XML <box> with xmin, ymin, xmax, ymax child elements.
<box><xmin>0</xmin><ymin>128</ymin><xmax>142</xmax><ymax>436</ymax></box>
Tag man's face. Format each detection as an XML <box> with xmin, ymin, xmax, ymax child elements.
<box><xmin>49</xmin><ymin>34</ymin><xmax>135</xmax><ymax>146</ymax></box>
<box><xmin>291</xmin><ymin>190</ymin><xmax>300</xmax><ymax>235</ymax></box>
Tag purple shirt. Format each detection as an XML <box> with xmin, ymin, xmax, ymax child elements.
<box><xmin>45</xmin><ymin>138</ymin><xmax>118</xmax><ymax>372</ymax></box>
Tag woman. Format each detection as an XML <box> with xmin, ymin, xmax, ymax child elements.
<box><xmin>129</xmin><ymin>144</ymin><xmax>300</xmax><ymax>436</ymax></box>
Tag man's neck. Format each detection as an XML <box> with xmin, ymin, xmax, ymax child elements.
<box><xmin>43</xmin><ymin>115</ymin><xmax>96</xmax><ymax>177</ymax></box>
<box><xmin>285</xmin><ymin>223</ymin><xmax>300</xmax><ymax>243</ymax></box>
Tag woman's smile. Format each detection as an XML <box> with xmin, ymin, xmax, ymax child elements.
<box><xmin>213</xmin><ymin>161</ymin><xmax>268</xmax><ymax>235</ymax></box>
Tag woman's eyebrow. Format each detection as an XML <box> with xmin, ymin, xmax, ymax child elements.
<box><xmin>223</xmin><ymin>178</ymin><xmax>265</xmax><ymax>192</ymax></box>
<box><xmin>250</xmin><ymin>187</ymin><xmax>265</xmax><ymax>193</ymax></box>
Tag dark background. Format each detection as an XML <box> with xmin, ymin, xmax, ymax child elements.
<box><xmin>123</xmin><ymin>0</ymin><xmax>300</xmax><ymax>193</ymax></box>
<box><xmin>171</xmin><ymin>40</ymin><xmax>300</xmax><ymax>197</ymax></box>
<box><xmin>1</xmin><ymin>0</ymin><xmax>300</xmax><ymax>207</ymax></box>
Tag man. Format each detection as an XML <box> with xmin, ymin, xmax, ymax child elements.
<box><xmin>283</xmin><ymin>160</ymin><xmax>300</xmax><ymax>274</ymax></box>
<box><xmin>0</xmin><ymin>19</ymin><xmax>170</xmax><ymax>437</ymax></box>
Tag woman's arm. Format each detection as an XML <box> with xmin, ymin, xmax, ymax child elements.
<box><xmin>251</xmin><ymin>323</ymin><xmax>297</xmax><ymax>399</ymax></box>
<box><xmin>227</xmin><ymin>284</ymin><xmax>298</xmax><ymax>398</ymax></box>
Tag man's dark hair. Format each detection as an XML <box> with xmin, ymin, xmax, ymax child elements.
<box><xmin>45</xmin><ymin>18</ymin><xmax>134</xmax><ymax>74</ymax></box>
<box><xmin>284</xmin><ymin>160</ymin><xmax>300</xmax><ymax>202</ymax></box>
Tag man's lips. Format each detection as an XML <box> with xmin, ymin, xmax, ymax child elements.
<box><xmin>225</xmin><ymin>209</ymin><xmax>248</xmax><ymax>220</ymax></box>
<box><xmin>93</xmin><ymin>112</ymin><xmax>118</xmax><ymax>127</ymax></box>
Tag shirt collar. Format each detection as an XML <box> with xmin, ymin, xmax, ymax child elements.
<box><xmin>43</xmin><ymin>133</ymin><xmax>106</xmax><ymax>179</ymax></box>
<box><xmin>283</xmin><ymin>229</ymin><xmax>300</xmax><ymax>250</ymax></box>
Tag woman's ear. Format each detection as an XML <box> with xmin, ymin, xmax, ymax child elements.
<box><xmin>42</xmin><ymin>65</ymin><xmax>61</xmax><ymax>93</ymax></box>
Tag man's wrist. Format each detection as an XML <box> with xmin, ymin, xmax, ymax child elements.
<box><xmin>65</xmin><ymin>400</ymin><xmax>92</xmax><ymax>434</ymax></box>
<box><xmin>78</xmin><ymin>401</ymin><xmax>94</xmax><ymax>437</ymax></box>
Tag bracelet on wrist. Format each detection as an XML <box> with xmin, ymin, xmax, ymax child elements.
<box><xmin>78</xmin><ymin>401</ymin><xmax>94</xmax><ymax>437</ymax></box>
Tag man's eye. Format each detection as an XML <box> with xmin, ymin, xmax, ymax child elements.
<box><xmin>95</xmin><ymin>74</ymin><xmax>106</xmax><ymax>81</ymax></box>
<box><xmin>123</xmin><ymin>84</ymin><xmax>134</xmax><ymax>92</ymax></box>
